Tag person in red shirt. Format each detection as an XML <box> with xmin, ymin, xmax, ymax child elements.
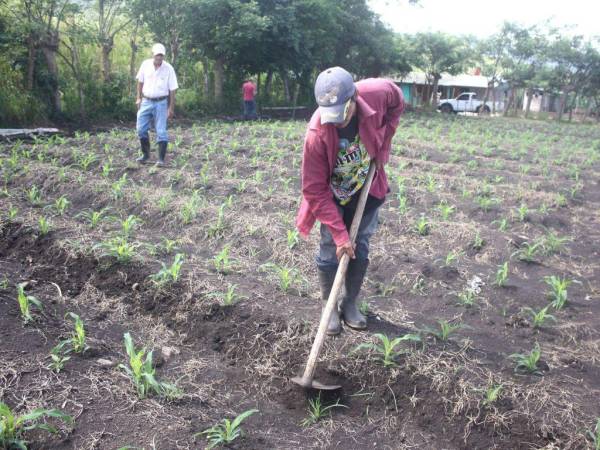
<box><xmin>242</xmin><ymin>79</ymin><xmax>257</xmax><ymax>120</ymax></box>
<box><xmin>296</xmin><ymin>67</ymin><xmax>404</xmax><ymax>336</ymax></box>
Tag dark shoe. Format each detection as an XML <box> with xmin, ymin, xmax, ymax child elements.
<box><xmin>137</xmin><ymin>138</ymin><xmax>150</xmax><ymax>163</ymax></box>
<box><xmin>341</xmin><ymin>259</ymin><xmax>369</xmax><ymax>330</ymax></box>
<box><xmin>156</xmin><ymin>141</ymin><xmax>167</xmax><ymax>167</ymax></box>
<box><xmin>318</xmin><ymin>269</ymin><xmax>341</xmax><ymax>336</ymax></box>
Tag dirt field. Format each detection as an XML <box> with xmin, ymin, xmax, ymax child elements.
<box><xmin>1</xmin><ymin>113</ymin><xmax>600</xmax><ymax>450</ymax></box>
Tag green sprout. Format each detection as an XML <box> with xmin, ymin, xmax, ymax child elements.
<box><xmin>196</xmin><ymin>409</ymin><xmax>258</xmax><ymax>449</ymax></box>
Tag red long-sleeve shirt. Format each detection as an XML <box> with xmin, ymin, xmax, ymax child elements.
<box><xmin>296</xmin><ymin>78</ymin><xmax>405</xmax><ymax>246</ymax></box>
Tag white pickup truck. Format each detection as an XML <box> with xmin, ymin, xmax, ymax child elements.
<box><xmin>437</xmin><ymin>92</ymin><xmax>500</xmax><ymax>114</ymax></box>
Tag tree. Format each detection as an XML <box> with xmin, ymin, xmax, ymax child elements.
<box><xmin>410</xmin><ymin>32</ymin><xmax>468</xmax><ymax>106</ymax></box>
<box><xmin>545</xmin><ymin>33</ymin><xmax>598</xmax><ymax>121</ymax></box>
<box><xmin>499</xmin><ymin>23</ymin><xmax>543</xmax><ymax>116</ymax></box>
<box><xmin>95</xmin><ymin>0</ymin><xmax>132</xmax><ymax>82</ymax></box>
<box><xmin>186</xmin><ymin>0</ymin><xmax>269</xmax><ymax>105</ymax></box>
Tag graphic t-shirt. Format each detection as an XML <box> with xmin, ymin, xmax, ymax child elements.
<box><xmin>330</xmin><ymin>115</ymin><xmax>371</xmax><ymax>205</ymax></box>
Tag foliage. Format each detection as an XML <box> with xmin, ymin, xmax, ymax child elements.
<box><xmin>195</xmin><ymin>409</ymin><xmax>258</xmax><ymax>449</ymax></box>
<box><xmin>0</xmin><ymin>402</ymin><xmax>72</xmax><ymax>449</ymax></box>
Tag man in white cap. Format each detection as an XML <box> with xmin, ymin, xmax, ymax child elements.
<box><xmin>296</xmin><ymin>67</ymin><xmax>405</xmax><ymax>336</ymax></box>
<box><xmin>135</xmin><ymin>43</ymin><xmax>178</xmax><ymax>166</ymax></box>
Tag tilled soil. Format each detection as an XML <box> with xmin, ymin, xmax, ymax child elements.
<box><xmin>1</xmin><ymin>115</ymin><xmax>599</xmax><ymax>449</ymax></box>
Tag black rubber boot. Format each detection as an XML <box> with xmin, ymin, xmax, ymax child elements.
<box><xmin>341</xmin><ymin>259</ymin><xmax>369</xmax><ymax>330</ymax></box>
<box><xmin>318</xmin><ymin>269</ymin><xmax>342</xmax><ymax>336</ymax></box>
<box><xmin>136</xmin><ymin>138</ymin><xmax>150</xmax><ymax>163</ymax></box>
<box><xmin>156</xmin><ymin>141</ymin><xmax>167</xmax><ymax>167</ymax></box>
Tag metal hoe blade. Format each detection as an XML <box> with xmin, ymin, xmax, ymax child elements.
<box><xmin>291</xmin><ymin>376</ymin><xmax>341</xmax><ymax>391</ymax></box>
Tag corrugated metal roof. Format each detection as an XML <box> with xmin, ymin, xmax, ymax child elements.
<box><xmin>390</xmin><ymin>72</ymin><xmax>490</xmax><ymax>88</ymax></box>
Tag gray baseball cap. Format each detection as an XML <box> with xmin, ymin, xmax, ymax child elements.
<box><xmin>314</xmin><ymin>67</ymin><xmax>356</xmax><ymax>124</ymax></box>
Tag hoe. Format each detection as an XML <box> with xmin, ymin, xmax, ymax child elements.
<box><xmin>292</xmin><ymin>161</ymin><xmax>376</xmax><ymax>390</ymax></box>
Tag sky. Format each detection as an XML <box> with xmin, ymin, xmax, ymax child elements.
<box><xmin>368</xmin><ymin>0</ymin><xmax>600</xmax><ymax>39</ymax></box>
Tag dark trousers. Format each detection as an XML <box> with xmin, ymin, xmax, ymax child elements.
<box><xmin>243</xmin><ymin>100</ymin><xmax>257</xmax><ymax>120</ymax></box>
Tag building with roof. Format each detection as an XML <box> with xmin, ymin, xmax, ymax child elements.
<box><xmin>389</xmin><ymin>71</ymin><xmax>508</xmax><ymax>108</ymax></box>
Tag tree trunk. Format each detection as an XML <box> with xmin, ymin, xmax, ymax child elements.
<box><xmin>214</xmin><ymin>57</ymin><xmax>224</xmax><ymax>105</ymax></box>
<box><xmin>503</xmin><ymin>89</ymin><xmax>514</xmax><ymax>117</ymax></box>
<box><xmin>101</xmin><ymin>37</ymin><xmax>113</xmax><ymax>82</ymax></box>
<box><xmin>524</xmin><ymin>88</ymin><xmax>533</xmax><ymax>118</ymax></box>
<box><xmin>429</xmin><ymin>77</ymin><xmax>439</xmax><ymax>107</ymax></box>
<box><xmin>128</xmin><ymin>22</ymin><xmax>139</xmax><ymax>94</ymax></box>
<box><xmin>202</xmin><ymin>58</ymin><xmax>210</xmax><ymax>98</ymax></box>
<box><xmin>583</xmin><ymin>104</ymin><xmax>592</xmax><ymax>122</ymax></box>
<box><xmin>170</xmin><ymin>37</ymin><xmax>179</xmax><ymax>66</ymax></box>
<box><xmin>281</xmin><ymin>70</ymin><xmax>291</xmax><ymax>103</ymax></box>
<box><xmin>568</xmin><ymin>93</ymin><xmax>577</xmax><ymax>122</ymax></box>
<box><xmin>264</xmin><ymin>70</ymin><xmax>273</xmax><ymax>102</ymax></box>
<box><xmin>492</xmin><ymin>88</ymin><xmax>497</xmax><ymax>114</ymax></box>
<box><xmin>291</xmin><ymin>79</ymin><xmax>300</xmax><ymax>119</ymax></box>
<box><xmin>26</xmin><ymin>35</ymin><xmax>36</xmax><ymax>90</ymax></box>
<box><xmin>482</xmin><ymin>81</ymin><xmax>491</xmax><ymax>107</ymax></box>
<box><xmin>557</xmin><ymin>91</ymin><xmax>568</xmax><ymax>121</ymax></box>
<box><xmin>40</xmin><ymin>31</ymin><xmax>61</xmax><ymax>114</ymax></box>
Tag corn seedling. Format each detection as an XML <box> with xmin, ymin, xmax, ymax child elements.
<box><xmin>119</xmin><ymin>215</ymin><xmax>143</xmax><ymax>237</ymax></box>
<box><xmin>287</xmin><ymin>229</ymin><xmax>299</xmax><ymax>249</ymax></box>
<box><xmin>161</xmin><ymin>238</ymin><xmax>179</xmax><ymax>255</ymax></box>
<box><xmin>301</xmin><ymin>395</ymin><xmax>347</xmax><ymax>427</ymax></box>
<box><xmin>588</xmin><ymin>418</ymin><xmax>600</xmax><ymax>450</ymax></box>
<box><xmin>118</xmin><ymin>333</ymin><xmax>180</xmax><ymax>399</ymax></box>
<box><xmin>0</xmin><ymin>402</ymin><xmax>72</xmax><ymax>449</ymax></box>
<box><xmin>157</xmin><ymin>194</ymin><xmax>171</xmax><ymax>214</ymax></box>
<box><xmin>196</xmin><ymin>409</ymin><xmax>258</xmax><ymax>449</ymax></box>
<box><xmin>66</xmin><ymin>312</ymin><xmax>88</xmax><ymax>353</ymax></box>
<box><xmin>77</xmin><ymin>152</ymin><xmax>97</xmax><ymax>170</ymax></box>
<box><xmin>482</xmin><ymin>384</ymin><xmax>503</xmax><ymax>407</ymax></box>
<box><xmin>111</xmin><ymin>173</ymin><xmax>128</xmax><ymax>200</ymax></box>
<box><xmin>207</xmin><ymin>204</ymin><xmax>227</xmax><ymax>238</ymax></box>
<box><xmin>49</xmin><ymin>340</ymin><xmax>71</xmax><ymax>373</ymax></box>
<box><xmin>101</xmin><ymin>158</ymin><xmax>113</xmax><ymax>178</ymax></box>
<box><xmin>492</xmin><ymin>217</ymin><xmax>509</xmax><ymax>231</ymax></box>
<box><xmin>456</xmin><ymin>289</ymin><xmax>477</xmax><ymax>308</ymax></box>
<box><xmin>414</xmin><ymin>215</ymin><xmax>430</xmax><ymax>236</ymax></box>
<box><xmin>53</xmin><ymin>195</ymin><xmax>70</xmax><ymax>215</ymax></box>
<box><xmin>8</xmin><ymin>205</ymin><xmax>18</xmax><ymax>220</ymax></box>
<box><xmin>513</xmin><ymin>241</ymin><xmax>542</xmax><ymax>262</ymax></box>
<box><xmin>523</xmin><ymin>306</ymin><xmax>556</xmax><ymax>329</ymax></box>
<box><xmin>94</xmin><ymin>237</ymin><xmax>140</xmax><ymax>264</ymax></box>
<box><xmin>260</xmin><ymin>263</ymin><xmax>304</xmax><ymax>293</ymax></box>
<box><xmin>150</xmin><ymin>253</ymin><xmax>184</xmax><ymax>286</ymax></box>
<box><xmin>352</xmin><ymin>333</ymin><xmax>420</xmax><ymax>367</ymax></box>
<box><xmin>494</xmin><ymin>262</ymin><xmax>509</xmax><ymax>287</ymax></box>
<box><xmin>27</xmin><ymin>185</ymin><xmax>42</xmax><ymax>206</ymax></box>
<box><xmin>17</xmin><ymin>284</ymin><xmax>42</xmax><ymax>324</ymax></box>
<box><xmin>77</xmin><ymin>208</ymin><xmax>111</xmax><ymax>229</ymax></box>
<box><xmin>509</xmin><ymin>344</ymin><xmax>542</xmax><ymax>375</ymax></box>
<box><xmin>441</xmin><ymin>250</ymin><xmax>462</xmax><ymax>267</ymax></box>
<box><xmin>423</xmin><ymin>319</ymin><xmax>462</xmax><ymax>342</ymax></box>
<box><xmin>180</xmin><ymin>191</ymin><xmax>201</xmax><ymax>225</ymax></box>
<box><xmin>436</xmin><ymin>201</ymin><xmax>455</xmax><ymax>220</ymax></box>
<box><xmin>38</xmin><ymin>216</ymin><xmax>51</xmax><ymax>236</ymax></box>
<box><xmin>472</xmin><ymin>232</ymin><xmax>485</xmax><ymax>250</ymax></box>
<box><xmin>209</xmin><ymin>284</ymin><xmax>246</xmax><ymax>306</ymax></box>
<box><xmin>544</xmin><ymin>275</ymin><xmax>571</xmax><ymax>310</ymax></box>
<box><xmin>213</xmin><ymin>245</ymin><xmax>234</xmax><ymax>273</ymax></box>
<box><xmin>541</xmin><ymin>231</ymin><xmax>570</xmax><ymax>256</ymax></box>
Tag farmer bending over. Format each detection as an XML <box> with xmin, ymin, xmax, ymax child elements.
<box><xmin>297</xmin><ymin>67</ymin><xmax>404</xmax><ymax>335</ymax></box>
<box><xmin>135</xmin><ymin>43</ymin><xmax>178</xmax><ymax>167</ymax></box>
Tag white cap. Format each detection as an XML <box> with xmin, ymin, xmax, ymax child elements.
<box><xmin>152</xmin><ymin>43</ymin><xmax>166</xmax><ymax>56</ymax></box>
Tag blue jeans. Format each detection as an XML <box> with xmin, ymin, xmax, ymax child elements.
<box><xmin>316</xmin><ymin>202</ymin><xmax>380</xmax><ymax>272</ymax></box>
<box><xmin>243</xmin><ymin>100</ymin><xmax>257</xmax><ymax>120</ymax></box>
<box><xmin>137</xmin><ymin>98</ymin><xmax>169</xmax><ymax>142</ymax></box>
